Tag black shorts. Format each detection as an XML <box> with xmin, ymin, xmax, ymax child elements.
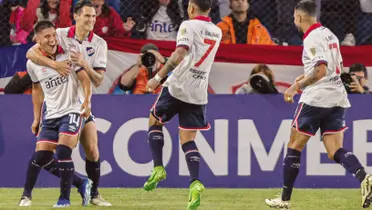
<box><xmin>292</xmin><ymin>103</ymin><xmax>348</xmax><ymax>137</ymax></box>
<box><xmin>150</xmin><ymin>87</ymin><xmax>210</xmax><ymax>130</ymax></box>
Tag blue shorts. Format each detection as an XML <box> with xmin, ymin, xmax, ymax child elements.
<box><xmin>291</xmin><ymin>103</ymin><xmax>348</xmax><ymax>137</ymax></box>
<box><xmin>150</xmin><ymin>87</ymin><xmax>210</xmax><ymax>130</ymax></box>
<box><xmin>37</xmin><ymin>113</ymin><xmax>84</xmax><ymax>144</ymax></box>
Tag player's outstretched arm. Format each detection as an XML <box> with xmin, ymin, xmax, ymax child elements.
<box><xmin>26</xmin><ymin>45</ymin><xmax>71</xmax><ymax>77</ymax></box>
<box><xmin>296</xmin><ymin>64</ymin><xmax>327</xmax><ymax>90</ymax></box>
<box><xmin>77</xmin><ymin>70</ymin><xmax>92</xmax><ymax>118</ymax></box>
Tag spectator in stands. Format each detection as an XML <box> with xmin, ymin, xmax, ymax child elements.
<box><xmin>4</xmin><ymin>71</ymin><xmax>32</xmax><ymax>94</ymax></box>
<box><xmin>235</xmin><ymin>64</ymin><xmax>278</xmax><ymax>94</ymax></box>
<box><xmin>111</xmin><ymin>43</ymin><xmax>167</xmax><ymax>94</ymax></box>
<box><xmin>20</xmin><ymin>0</ymin><xmax>72</xmax><ymax>34</ymax></box>
<box><xmin>217</xmin><ymin>0</ymin><xmax>275</xmax><ymax>45</ymax></box>
<box><xmin>134</xmin><ymin>0</ymin><xmax>182</xmax><ymax>41</ymax></box>
<box><xmin>92</xmin><ymin>0</ymin><xmax>135</xmax><ymax>37</ymax></box>
<box><xmin>9</xmin><ymin>2</ymin><xmax>29</xmax><ymax>45</ymax></box>
<box><xmin>348</xmin><ymin>63</ymin><xmax>370</xmax><ymax>94</ymax></box>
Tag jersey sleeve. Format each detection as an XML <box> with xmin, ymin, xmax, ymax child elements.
<box><xmin>176</xmin><ymin>21</ymin><xmax>193</xmax><ymax>50</ymax></box>
<box><xmin>304</xmin><ymin>38</ymin><xmax>328</xmax><ymax>67</ymax></box>
<box><xmin>74</xmin><ymin>65</ymin><xmax>84</xmax><ymax>73</ymax></box>
<box><xmin>26</xmin><ymin>61</ymin><xmax>39</xmax><ymax>83</ymax></box>
<box><xmin>93</xmin><ymin>40</ymin><xmax>108</xmax><ymax>71</ymax></box>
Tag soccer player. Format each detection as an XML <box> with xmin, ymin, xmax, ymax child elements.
<box><xmin>20</xmin><ymin>20</ymin><xmax>92</xmax><ymax>207</ymax></box>
<box><xmin>144</xmin><ymin>0</ymin><xmax>221</xmax><ymax>209</ymax></box>
<box><xmin>25</xmin><ymin>0</ymin><xmax>111</xmax><ymax>206</ymax></box>
<box><xmin>265</xmin><ymin>1</ymin><xmax>372</xmax><ymax>209</ymax></box>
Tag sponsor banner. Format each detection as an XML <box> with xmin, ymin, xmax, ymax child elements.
<box><xmin>1</xmin><ymin>40</ymin><xmax>372</xmax><ymax>94</ymax></box>
<box><xmin>0</xmin><ymin>95</ymin><xmax>371</xmax><ymax>188</ymax></box>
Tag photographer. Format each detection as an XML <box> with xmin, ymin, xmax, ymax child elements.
<box><xmin>341</xmin><ymin>63</ymin><xmax>370</xmax><ymax>94</ymax></box>
<box><xmin>118</xmin><ymin>43</ymin><xmax>166</xmax><ymax>94</ymax></box>
<box><xmin>235</xmin><ymin>64</ymin><xmax>279</xmax><ymax>94</ymax></box>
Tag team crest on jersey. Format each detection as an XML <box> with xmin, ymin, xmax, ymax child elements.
<box><xmin>86</xmin><ymin>47</ymin><xmax>95</xmax><ymax>56</ymax></box>
<box><xmin>310</xmin><ymin>47</ymin><xmax>316</xmax><ymax>56</ymax></box>
<box><xmin>180</xmin><ymin>28</ymin><xmax>187</xmax><ymax>35</ymax></box>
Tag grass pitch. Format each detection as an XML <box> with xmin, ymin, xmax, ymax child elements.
<box><xmin>0</xmin><ymin>188</ymin><xmax>364</xmax><ymax>209</ymax></box>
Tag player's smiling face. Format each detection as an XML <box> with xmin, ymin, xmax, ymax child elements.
<box><xmin>36</xmin><ymin>27</ymin><xmax>58</xmax><ymax>56</ymax></box>
<box><xmin>75</xmin><ymin>6</ymin><xmax>96</xmax><ymax>32</ymax></box>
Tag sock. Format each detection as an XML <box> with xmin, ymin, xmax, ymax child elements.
<box><xmin>148</xmin><ymin>125</ymin><xmax>164</xmax><ymax>167</ymax></box>
<box><xmin>56</xmin><ymin>145</ymin><xmax>74</xmax><ymax>201</ymax></box>
<box><xmin>43</xmin><ymin>156</ymin><xmax>84</xmax><ymax>188</ymax></box>
<box><xmin>334</xmin><ymin>148</ymin><xmax>367</xmax><ymax>183</ymax></box>
<box><xmin>86</xmin><ymin>158</ymin><xmax>100</xmax><ymax>197</ymax></box>
<box><xmin>282</xmin><ymin>148</ymin><xmax>301</xmax><ymax>201</ymax></box>
<box><xmin>22</xmin><ymin>151</ymin><xmax>54</xmax><ymax>198</ymax></box>
<box><xmin>182</xmin><ymin>141</ymin><xmax>200</xmax><ymax>183</ymax></box>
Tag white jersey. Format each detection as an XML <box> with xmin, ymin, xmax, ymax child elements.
<box><xmin>27</xmin><ymin>49</ymin><xmax>84</xmax><ymax>120</ymax></box>
<box><xmin>299</xmin><ymin>23</ymin><xmax>350</xmax><ymax>108</ymax></box>
<box><xmin>56</xmin><ymin>26</ymin><xmax>108</xmax><ymax>94</ymax></box>
<box><xmin>163</xmin><ymin>16</ymin><xmax>222</xmax><ymax>105</ymax></box>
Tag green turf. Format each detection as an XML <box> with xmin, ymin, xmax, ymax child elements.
<box><xmin>0</xmin><ymin>188</ymin><xmax>364</xmax><ymax>209</ymax></box>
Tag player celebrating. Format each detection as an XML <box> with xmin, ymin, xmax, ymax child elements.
<box><xmin>20</xmin><ymin>20</ymin><xmax>92</xmax><ymax>207</ymax></box>
<box><xmin>144</xmin><ymin>0</ymin><xmax>221</xmax><ymax>209</ymax></box>
<box><xmin>19</xmin><ymin>21</ymin><xmax>93</xmax><ymax>208</ymax></box>
<box><xmin>265</xmin><ymin>1</ymin><xmax>372</xmax><ymax>209</ymax></box>
<box><xmin>25</xmin><ymin>0</ymin><xmax>110</xmax><ymax>206</ymax></box>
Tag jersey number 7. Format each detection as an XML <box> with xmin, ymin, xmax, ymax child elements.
<box><xmin>329</xmin><ymin>43</ymin><xmax>340</xmax><ymax>75</ymax></box>
<box><xmin>195</xmin><ymin>39</ymin><xmax>216</xmax><ymax>67</ymax></box>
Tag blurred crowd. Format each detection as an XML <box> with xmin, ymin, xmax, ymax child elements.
<box><xmin>0</xmin><ymin>0</ymin><xmax>371</xmax><ymax>46</ymax></box>
<box><xmin>1</xmin><ymin>0</ymin><xmax>371</xmax><ymax>95</ymax></box>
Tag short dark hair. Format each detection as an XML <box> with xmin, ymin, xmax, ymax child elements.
<box><xmin>34</xmin><ymin>20</ymin><xmax>55</xmax><ymax>34</ymax></box>
<box><xmin>350</xmin><ymin>63</ymin><xmax>368</xmax><ymax>79</ymax></box>
<box><xmin>74</xmin><ymin>0</ymin><xmax>94</xmax><ymax>14</ymax></box>
<box><xmin>191</xmin><ymin>0</ymin><xmax>212</xmax><ymax>12</ymax></box>
<box><xmin>295</xmin><ymin>0</ymin><xmax>317</xmax><ymax>17</ymax></box>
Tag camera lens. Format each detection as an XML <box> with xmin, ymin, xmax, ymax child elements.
<box><xmin>141</xmin><ymin>52</ymin><xmax>156</xmax><ymax>68</ymax></box>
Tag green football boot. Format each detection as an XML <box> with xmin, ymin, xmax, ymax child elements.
<box><xmin>143</xmin><ymin>166</ymin><xmax>167</xmax><ymax>191</ymax></box>
<box><xmin>187</xmin><ymin>180</ymin><xmax>205</xmax><ymax>210</ymax></box>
